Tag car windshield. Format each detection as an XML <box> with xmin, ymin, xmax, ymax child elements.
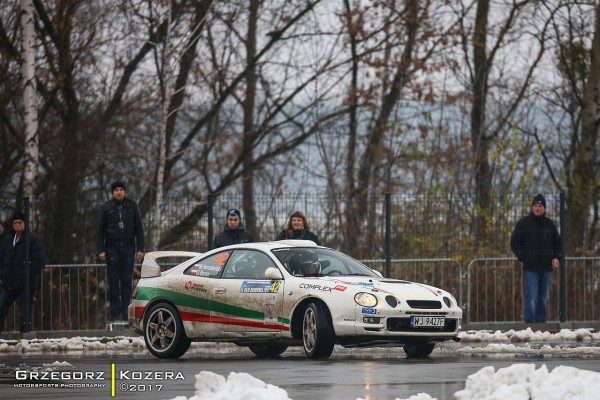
<box><xmin>271</xmin><ymin>247</ymin><xmax>379</xmax><ymax>277</ymax></box>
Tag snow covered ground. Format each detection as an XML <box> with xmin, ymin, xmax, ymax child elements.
<box><xmin>1</xmin><ymin>328</ymin><xmax>600</xmax><ymax>400</ymax></box>
<box><xmin>163</xmin><ymin>363</ymin><xmax>600</xmax><ymax>400</ymax></box>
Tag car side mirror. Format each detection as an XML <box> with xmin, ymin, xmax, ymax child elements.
<box><xmin>371</xmin><ymin>268</ymin><xmax>383</xmax><ymax>278</ymax></box>
<box><xmin>265</xmin><ymin>267</ymin><xmax>283</xmax><ymax>280</ymax></box>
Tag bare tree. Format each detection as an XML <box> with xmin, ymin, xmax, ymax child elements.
<box><xmin>332</xmin><ymin>0</ymin><xmax>462</xmax><ymax>257</ymax></box>
<box><xmin>459</xmin><ymin>0</ymin><xmax>550</xmax><ymax>244</ymax></box>
<box><xmin>557</xmin><ymin>3</ymin><xmax>600</xmax><ymax>252</ymax></box>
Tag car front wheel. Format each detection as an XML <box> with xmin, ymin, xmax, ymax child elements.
<box><xmin>144</xmin><ymin>303</ymin><xmax>190</xmax><ymax>358</ymax></box>
<box><xmin>403</xmin><ymin>343</ymin><xmax>435</xmax><ymax>358</ymax></box>
<box><xmin>302</xmin><ymin>301</ymin><xmax>335</xmax><ymax>359</ymax></box>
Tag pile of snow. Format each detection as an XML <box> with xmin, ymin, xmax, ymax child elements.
<box><xmin>455</xmin><ymin>342</ymin><xmax>600</xmax><ymax>357</ymax></box>
<box><xmin>169</xmin><ymin>371</ymin><xmax>292</xmax><ymax>400</ymax></box>
<box><xmin>452</xmin><ymin>328</ymin><xmax>600</xmax><ymax>357</ymax></box>
<box><xmin>0</xmin><ymin>328</ymin><xmax>598</xmax><ymax>355</ymax></box>
<box><xmin>0</xmin><ymin>336</ymin><xmax>146</xmax><ymax>353</ymax></box>
<box><xmin>165</xmin><ymin>364</ymin><xmax>600</xmax><ymax>400</ymax></box>
<box><xmin>454</xmin><ymin>363</ymin><xmax>600</xmax><ymax>400</ymax></box>
<box><xmin>458</xmin><ymin>327</ymin><xmax>600</xmax><ymax>343</ymax></box>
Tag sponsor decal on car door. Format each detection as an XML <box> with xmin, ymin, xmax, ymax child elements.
<box><xmin>211</xmin><ymin>250</ymin><xmax>288</xmax><ymax>332</ymax></box>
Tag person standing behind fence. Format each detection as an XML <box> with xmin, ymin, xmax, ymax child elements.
<box><xmin>96</xmin><ymin>181</ymin><xmax>144</xmax><ymax>322</ymax></box>
<box><xmin>275</xmin><ymin>211</ymin><xmax>320</xmax><ymax>245</ymax></box>
<box><xmin>510</xmin><ymin>194</ymin><xmax>560</xmax><ymax>323</ymax></box>
<box><xmin>0</xmin><ymin>211</ymin><xmax>46</xmax><ymax>334</ymax></box>
<box><xmin>214</xmin><ymin>208</ymin><xmax>254</xmax><ymax>249</ymax></box>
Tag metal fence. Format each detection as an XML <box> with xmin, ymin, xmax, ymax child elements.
<box><xmin>4</xmin><ymin>256</ymin><xmax>599</xmax><ymax>332</ymax></box>
<box><xmin>0</xmin><ymin>192</ymin><xmax>569</xmax><ymax>264</ymax></box>
<box><xmin>466</xmin><ymin>257</ymin><xmax>600</xmax><ymax>323</ymax></box>
<box><xmin>3</xmin><ymin>264</ymin><xmax>111</xmax><ymax>332</ymax></box>
<box><xmin>3</xmin><ymin>192</ymin><xmax>599</xmax><ymax>331</ymax></box>
<box><xmin>364</xmin><ymin>258</ymin><xmax>462</xmax><ymax>307</ymax></box>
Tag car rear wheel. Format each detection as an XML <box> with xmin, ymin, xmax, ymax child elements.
<box><xmin>302</xmin><ymin>302</ymin><xmax>335</xmax><ymax>359</ymax></box>
<box><xmin>248</xmin><ymin>344</ymin><xmax>289</xmax><ymax>358</ymax></box>
<box><xmin>144</xmin><ymin>303</ymin><xmax>190</xmax><ymax>358</ymax></box>
<box><xmin>403</xmin><ymin>343</ymin><xmax>435</xmax><ymax>358</ymax></box>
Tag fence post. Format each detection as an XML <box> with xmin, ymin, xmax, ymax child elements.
<box><xmin>385</xmin><ymin>193</ymin><xmax>391</xmax><ymax>277</ymax></box>
<box><xmin>207</xmin><ymin>194</ymin><xmax>214</xmax><ymax>250</ymax></box>
<box><xmin>559</xmin><ymin>192</ymin><xmax>566</xmax><ymax>322</ymax></box>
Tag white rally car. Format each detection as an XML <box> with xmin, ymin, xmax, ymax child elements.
<box><xmin>128</xmin><ymin>240</ymin><xmax>462</xmax><ymax>359</ymax></box>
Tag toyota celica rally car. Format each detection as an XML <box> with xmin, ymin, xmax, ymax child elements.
<box><xmin>128</xmin><ymin>240</ymin><xmax>462</xmax><ymax>359</ymax></box>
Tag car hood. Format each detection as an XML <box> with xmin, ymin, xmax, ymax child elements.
<box><xmin>300</xmin><ymin>276</ymin><xmax>450</xmax><ymax>301</ymax></box>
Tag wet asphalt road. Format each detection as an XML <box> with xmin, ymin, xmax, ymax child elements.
<box><xmin>2</xmin><ymin>343</ymin><xmax>600</xmax><ymax>400</ymax></box>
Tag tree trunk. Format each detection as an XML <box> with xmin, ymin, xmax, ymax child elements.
<box><xmin>342</xmin><ymin>0</ymin><xmax>359</xmax><ymax>255</ymax></box>
<box><xmin>20</xmin><ymin>0</ymin><xmax>38</xmax><ymax>200</ymax></box>
<box><xmin>154</xmin><ymin>3</ymin><xmax>173</xmax><ymax>250</ymax></box>
<box><xmin>353</xmin><ymin>0</ymin><xmax>419</xmax><ymax>258</ymax></box>
<box><xmin>242</xmin><ymin>0</ymin><xmax>259</xmax><ymax>237</ymax></box>
<box><xmin>566</xmin><ymin>4</ymin><xmax>600</xmax><ymax>253</ymax></box>
<box><xmin>471</xmin><ymin>0</ymin><xmax>492</xmax><ymax>243</ymax></box>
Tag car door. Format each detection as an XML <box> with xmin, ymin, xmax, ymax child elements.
<box><xmin>211</xmin><ymin>249</ymin><xmax>286</xmax><ymax>332</ymax></box>
<box><xmin>180</xmin><ymin>250</ymin><xmax>232</xmax><ymax>335</ymax></box>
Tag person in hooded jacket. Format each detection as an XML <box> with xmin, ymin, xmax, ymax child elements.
<box><xmin>213</xmin><ymin>209</ymin><xmax>254</xmax><ymax>249</ymax></box>
<box><xmin>510</xmin><ymin>194</ymin><xmax>560</xmax><ymax>323</ymax></box>
<box><xmin>275</xmin><ymin>211</ymin><xmax>320</xmax><ymax>245</ymax></box>
<box><xmin>0</xmin><ymin>211</ymin><xmax>46</xmax><ymax>334</ymax></box>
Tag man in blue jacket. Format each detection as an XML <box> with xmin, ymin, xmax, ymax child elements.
<box><xmin>0</xmin><ymin>211</ymin><xmax>46</xmax><ymax>334</ymax></box>
<box><xmin>214</xmin><ymin>208</ymin><xmax>254</xmax><ymax>249</ymax></box>
<box><xmin>510</xmin><ymin>194</ymin><xmax>561</xmax><ymax>323</ymax></box>
<box><xmin>97</xmin><ymin>181</ymin><xmax>145</xmax><ymax>322</ymax></box>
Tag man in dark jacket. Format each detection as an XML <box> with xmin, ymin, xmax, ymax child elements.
<box><xmin>510</xmin><ymin>194</ymin><xmax>560</xmax><ymax>323</ymax></box>
<box><xmin>214</xmin><ymin>209</ymin><xmax>254</xmax><ymax>249</ymax></box>
<box><xmin>97</xmin><ymin>181</ymin><xmax>145</xmax><ymax>321</ymax></box>
<box><xmin>0</xmin><ymin>211</ymin><xmax>46</xmax><ymax>333</ymax></box>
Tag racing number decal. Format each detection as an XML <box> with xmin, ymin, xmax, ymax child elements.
<box><xmin>269</xmin><ymin>281</ymin><xmax>281</xmax><ymax>293</ymax></box>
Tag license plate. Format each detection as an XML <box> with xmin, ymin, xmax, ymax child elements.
<box><xmin>410</xmin><ymin>316</ymin><xmax>445</xmax><ymax>328</ymax></box>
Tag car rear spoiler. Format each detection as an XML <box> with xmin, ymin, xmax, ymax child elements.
<box><xmin>141</xmin><ymin>251</ymin><xmax>203</xmax><ymax>278</ymax></box>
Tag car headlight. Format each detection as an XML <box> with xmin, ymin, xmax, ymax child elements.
<box><xmin>443</xmin><ymin>294</ymin><xmax>458</xmax><ymax>308</ymax></box>
<box><xmin>443</xmin><ymin>296</ymin><xmax>452</xmax><ymax>308</ymax></box>
<box><xmin>355</xmin><ymin>292</ymin><xmax>378</xmax><ymax>307</ymax></box>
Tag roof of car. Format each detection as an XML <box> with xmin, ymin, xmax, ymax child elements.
<box><xmin>213</xmin><ymin>240</ymin><xmax>320</xmax><ymax>251</ymax></box>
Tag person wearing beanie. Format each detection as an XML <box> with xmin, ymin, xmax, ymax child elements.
<box><xmin>275</xmin><ymin>211</ymin><xmax>320</xmax><ymax>245</ymax></box>
<box><xmin>111</xmin><ymin>180</ymin><xmax>126</xmax><ymax>192</ymax></box>
<box><xmin>510</xmin><ymin>194</ymin><xmax>561</xmax><ymax>323</ymax></box>
<box><xmin>213</xmin><ymin>208</ymin><xmax>254</xmax><ymax>249</ymax></box>
<box><xmin>96</xmin><ymin>181</ymin><xmax>145</xmax><ymax>322</ymax></box>
<box><xmin>0</xmin><ymin>210</ymin><xmax>46</xmax><ymax>334</ymax></box>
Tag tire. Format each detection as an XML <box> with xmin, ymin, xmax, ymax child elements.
<box><xmin>144</xmin><ymin>303</ymin><xmax>190</xmax><ymax>359</ymax></box>
<box><xmin>403</xmin><ymin>343</ymin><xmax>435</xmax><ymax>358</ymax></box>
<box><xmin>248</xmin><ymin>344</ymin><xmax>289</xmax><ymax>358</ymax></box>
<box><xmin>302</xmin><ymin>302</ymin><xmax>335</xmax><ymax>359</ymax></box>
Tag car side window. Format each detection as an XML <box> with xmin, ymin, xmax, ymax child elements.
<box><xmin>221</xmin><ymin>250</ymin><xmax>277</xmax><ymax>279</ymax></box>
<box><xmin>185</xmin><ymin>251</ymin><xmax>232</xmax><ymax>278</ymax></box>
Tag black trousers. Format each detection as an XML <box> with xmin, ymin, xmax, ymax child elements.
<box><xmin>0</xmin><ymin>286</ymin><xmax>35</xmax><ymax>333</ymax></box>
